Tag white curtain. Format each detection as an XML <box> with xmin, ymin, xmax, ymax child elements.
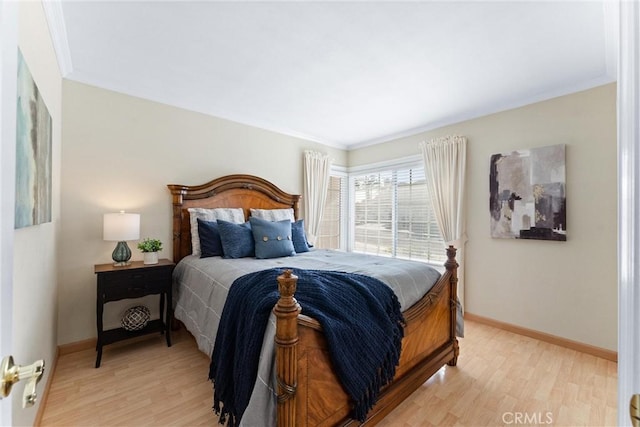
<box><xmin>303</xmin><ymin>150</ymin><xmax>332</xmax><ymax>245</ymax></box>
<box><xmin>420</xmin><ymin>135</ymin><xmax>467</xmax><ymax>310</ymax></box>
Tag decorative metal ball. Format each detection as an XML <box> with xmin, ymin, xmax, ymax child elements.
<box><xmin>121</xmin><ymin>305</ymin><xmax>150</xmax><ymax>331</ymax></box>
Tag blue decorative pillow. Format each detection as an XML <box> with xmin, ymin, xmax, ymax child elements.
<box><xmin>217</xmin><ymin>220</ymin><xmax>255</xmax><ymax>258</ymax></box>
<box><xmin>291</xmin><ymin>219</ymin><xmax>310</xmax><ymax>253</ymax></box>
<box><xmin>197</xmin><ymin>218</ymin><xmax>224</xmax><ymax>258</ymax></box>
<box><xmin>249</xmin><ymin>217</ymin><xmax>295</xmax><ymax>259</ymax></box>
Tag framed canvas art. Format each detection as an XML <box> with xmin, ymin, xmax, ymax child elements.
<box><xmin>15</xmin><ymin>49</ymin><xmax>52</xmax><ymax>229</ymax></box>
<box><xmin>489</xmin><ymin>144</ymin><xmax>566</xmax><ymax>241</ymax></box>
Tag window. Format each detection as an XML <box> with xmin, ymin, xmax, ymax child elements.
<box><xmin>351</xmin><ymin>163</ymin><xmax>446</xmax><ymax>264</ymax></box>
<box><xmin>315</xmin><ymin>159</ymin><xmax>446</xmax><ymax>264</ymax></box>
<box><xmin>316</xmin><ymin>174</ymin><xmax>346</xmax><ymax>250</ymax></box>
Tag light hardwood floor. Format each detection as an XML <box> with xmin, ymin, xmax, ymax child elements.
<box><xmin>39</xmin><ymin>320</ymin><xmax>617</xmax><ymax>426</ymax></box>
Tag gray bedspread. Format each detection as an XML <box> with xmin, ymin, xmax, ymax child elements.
<box><xmin>172</xmin><ymin>249</ymin><xmax>443</xmax><ymax>426</ymax></box>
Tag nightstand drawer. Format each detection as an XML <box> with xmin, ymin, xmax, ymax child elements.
<box><xmin>100</xmin><ymin>267</ymin><xmax>171</xmax><ymax>301</ymax></box>
<box><xmin>102</xmin><ymin>280</ymin><xmax>161</xmax><ymax>300</ymax></box>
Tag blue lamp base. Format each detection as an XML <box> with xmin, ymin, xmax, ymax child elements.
<box><xmin>112</xmin><ymin>241</ymin><xmax>132</xmax><ymax>266</ymax></box>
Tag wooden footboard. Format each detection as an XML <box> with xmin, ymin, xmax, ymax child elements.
<box><xmin>274</xmin><ymin>246</ymin><xmax>459</xmax><ymax>426</ymax></box>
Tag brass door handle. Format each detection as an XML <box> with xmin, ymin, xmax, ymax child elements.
<box><xmin>0</xmin><ymin>356</ymin><xmax>45</xmax><ymax>408</ymax></box>
<box><xmin>632</xmin><ymin>394</ymin><xmax>640</xmax><ymax>427</ymax></box>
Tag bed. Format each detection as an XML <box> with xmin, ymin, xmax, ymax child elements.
<box><xmin>168</xmin><ymin>174</ymin><xmax>459</xmax><ymax>426</ymax></box>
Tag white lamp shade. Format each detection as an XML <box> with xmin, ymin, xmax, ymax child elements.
<box><xmin>103</xmin><ymin>212</ymin><xmax>140</xmax><ymax>241</ymax></box>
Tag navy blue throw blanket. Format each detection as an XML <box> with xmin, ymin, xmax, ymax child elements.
<box><xmin>209</xmin><ymin>268</ymin><xmax>405</xmax><ymax>426</ymax></box>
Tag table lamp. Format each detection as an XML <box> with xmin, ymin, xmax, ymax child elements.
<box><xmin>103</xmin><ymin>211</ymin><xmax>140</xmax><ymax>266</ymax></box>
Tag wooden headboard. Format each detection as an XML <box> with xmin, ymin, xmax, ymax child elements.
<box><xmin>167</xmin><ymin>174</ymin><xmax>302</xmax><ymax>263</ymax></box>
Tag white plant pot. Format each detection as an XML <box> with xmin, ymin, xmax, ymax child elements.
<box><xmin>143</xmin><ymin>251</ymin><xmax>159</xmax><ymax>265</ymax></box>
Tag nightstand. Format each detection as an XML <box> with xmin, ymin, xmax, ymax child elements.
<box><xmin>94</xmin><ymin>259</ymin><xmax>175</xmax><ymax>368</ymax></box>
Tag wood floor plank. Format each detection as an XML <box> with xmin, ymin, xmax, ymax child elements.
<box><xmin>39</xmin><ymin>320</ymin><xmax>617</xmax><ymax>426</ymax></box>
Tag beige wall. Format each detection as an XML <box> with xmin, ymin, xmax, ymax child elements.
<box><xmin>350</xmin><ymin>84</ymin><xmax>617</xmax><ymax>351</ymax></box>
<box><xmin>13</xmin><ymin>2</ymin><xmax>62</xmax><ymax>425</ymax></box>
<box><xmin>60</xmin><ymin>82</ymin><xmax>616</xmax><ymax>352</ymax></box>
<box><xmin>59</xmin><ymin>80</ymin><xmax>347</xmax><ymax>345</ymax></box>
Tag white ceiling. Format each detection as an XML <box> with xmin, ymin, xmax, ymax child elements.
<box><xmin>44</xmin><ymin>1</ymin><xmax>617</xmax><ymax>149</ymax></box>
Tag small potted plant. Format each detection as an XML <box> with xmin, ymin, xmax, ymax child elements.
<box><xmin>137</xmin><ymin>238</ymin><xmax>162</xmax><ymax>265</ymax></box>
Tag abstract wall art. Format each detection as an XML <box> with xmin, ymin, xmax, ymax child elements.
<box><xmin>15</xmin><ymin>49</ymin><xmax>52</xmax><ymax>229</ymax></box>
<box><xmin>489</xmin><ymin>144</ymin><xmax>566</xmax><ymax>241</ymax></box>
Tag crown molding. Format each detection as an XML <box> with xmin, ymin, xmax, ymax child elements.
<box><xmin>348</xmin><ymin>74</ymin><xmax>616</xmax><ymax>150</ymax></box>
<box><xmin>42</xmin><ymin>1</ymin><xmax>73</xmax><ymax>77</ymax></box>
<box><xmin>603</xmin><ymin>0</ymin><xmax>619</xmax><ymax>79</ymax></box>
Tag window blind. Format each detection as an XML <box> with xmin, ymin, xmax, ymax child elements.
<box><xmin>352</xmin><ymin>166</ymin><xmax>446</xmax><ymax>264</ymax></box>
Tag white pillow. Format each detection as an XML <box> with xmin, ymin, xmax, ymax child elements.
<box><xmin>250</xmin><ymin>208</ymin><xmax>295</xmax><ymax>222</ymax></box>
<box><xmin>188</xmin><ymin>208</ymin><xmax>244</xmax><ymax>256</ymax></box>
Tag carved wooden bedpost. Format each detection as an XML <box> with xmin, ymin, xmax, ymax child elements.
<box><xmin>167</xmin><ymin>184</ymin><xmax>187</xmax><ymax>262</ymax></box>
<box><xmin>444</xmin><ymin>245</ymin><xmax>460</xmax><ymax>366</ymax></box>
<box><xmin>274</xmin><ymin>270</ymin><xmax>301</xmax><ymax>427</ymax></box>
